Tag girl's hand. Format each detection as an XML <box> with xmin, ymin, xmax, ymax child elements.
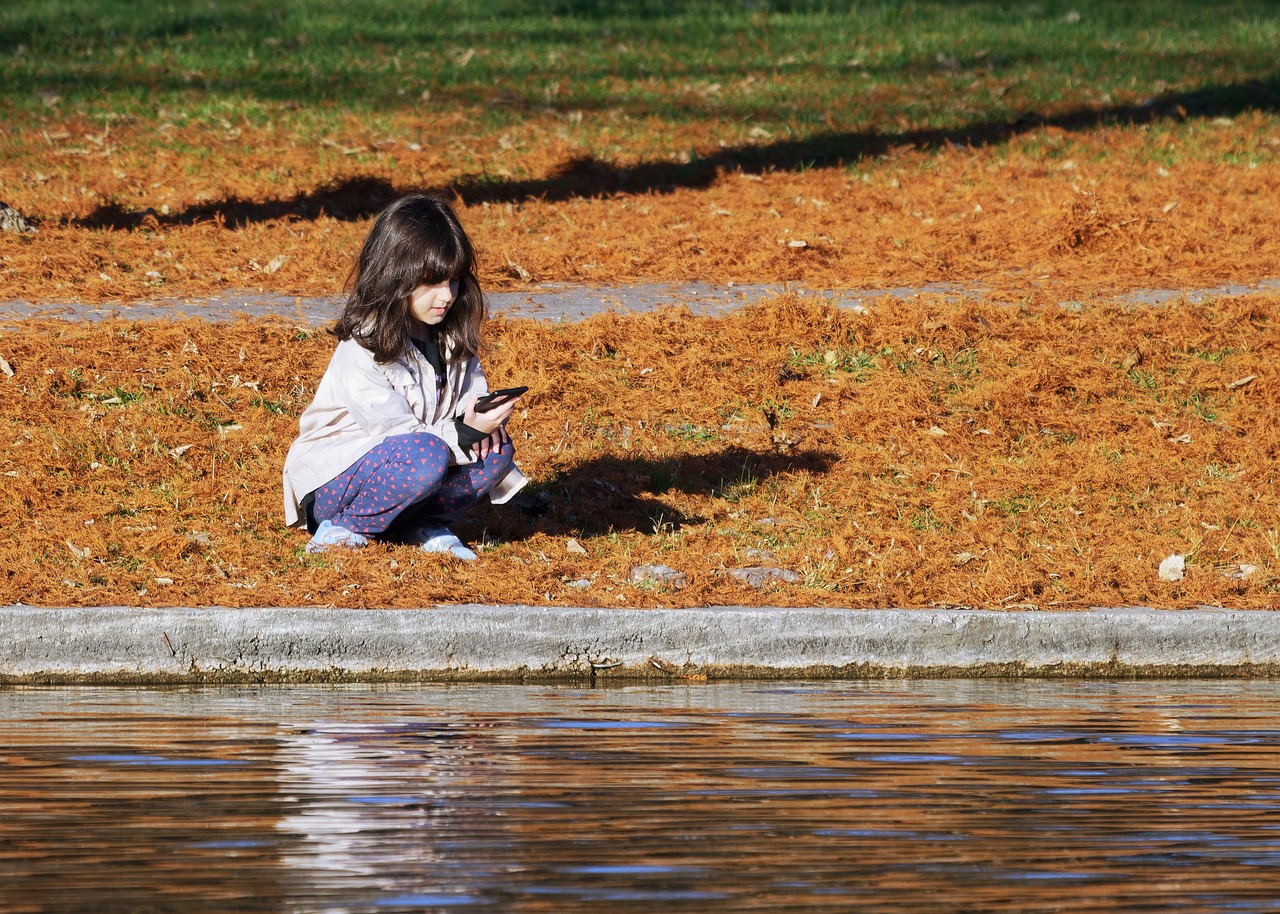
<box><xmin>474</xmin><ymin>426</ymin><xmax>511</xmax><ymax>459</ymax></box>
<box><xmin>462</xmin><ymin>391</ymin><xmax>521</xmax><ymax>457</ymax></box>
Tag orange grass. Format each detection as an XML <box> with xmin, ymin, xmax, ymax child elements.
<box><xmin>2</xmin><ymin>293</ymin><xmax>1277</xmax><ymax>610</ymax></box>
<box><xmin>3</xmin><ymin>113</ymin><xmax>1280</xmax><ymax>304</ymax></box>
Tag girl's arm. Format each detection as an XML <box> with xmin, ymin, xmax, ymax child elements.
<box><xmin>328</xmin><ymin>340</ymin><xmax>469</xmax><ymax>459</ymax></box>
<box><xmin>334</xmin><ymin>351</ymin><xmax>426</xmax><ymax>439</ymax></box>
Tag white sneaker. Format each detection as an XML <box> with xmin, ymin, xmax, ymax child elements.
<box><xmin>306</xmin><ymin>519</ymin><xmax>370</xmax><ymax>553</ymax></box>
<box><xmin>415</xmin><ymin>527</ymin><xmax>478</xmax><ymax>561</ymax></box>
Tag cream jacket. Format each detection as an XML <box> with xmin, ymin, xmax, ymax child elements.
<box><xmin>282</xmin><ymin>335</ymin><xmax>527</xmax><ymax>529</ymax></box>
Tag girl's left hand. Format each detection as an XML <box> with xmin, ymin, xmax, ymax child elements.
<box><xmin>474</xmin><ymin>426</ymin><xmax>510</xmax><ymax>459</ymax></box>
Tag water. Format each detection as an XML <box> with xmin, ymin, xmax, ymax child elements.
<box><xmin>4</xmin><ymin>680</ymin><xmax>1280</xmax><ymax>913</ymax></box>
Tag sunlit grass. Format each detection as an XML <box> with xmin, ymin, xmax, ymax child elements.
<box><xmin>3</xmin><ymin>0</ymin><xmax>1278</xmax><ymax>155</ymax></box>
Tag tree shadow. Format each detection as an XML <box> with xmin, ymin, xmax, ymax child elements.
<box><xmin>456</xmin><ymin>445</ymin><xmax>838</xmax><ymax>543</ymax></box>
<box><xmin>75</xmin><ymin>75</ymin><xmax>1279</xmax><ymax>231</ymax></box>
<box><xmin>73</xmin><ymin>176</ymin><xmax>401</xmax><ymax>230</ymax></box>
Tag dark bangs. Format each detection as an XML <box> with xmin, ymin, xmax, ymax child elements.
<box><xmin>418</xmin><ymin>215</ymin><xmax>475</xmax><ymax>286</ymax></box>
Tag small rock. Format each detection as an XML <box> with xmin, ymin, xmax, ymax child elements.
<box><xmin>0</xmin><ymin>202</ymin><xmax>36</xmax><ymax>235</ymax></box>
<box><xmin>1225</xmin><ymin>564</ymin><xmax>1258</xmax><ymax>581</ymax></box>
<box><xmin>1158</xmin><ymin>554</ymin><xmax>1185</xmax><ymax>582</ymax></box>
<box><xmin>730</xmin><ymin>566</ymin><xmax>802</xmax><ymax>589</ymax></box>
<box><xmin>565</xmin><ymin>538</ymin><xmax>587</xmax><ymax>555</ymax></box>
<box><xmin>630</xmin><ymin>564</ymin><xmax>687</xmax><ymax>589</ymax></box>
<box><xmin>565</xmin><ymin>578</ymin><xmax>591</xmax><ymax>589</ymax></box>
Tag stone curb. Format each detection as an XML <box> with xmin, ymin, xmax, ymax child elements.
<box><xmin>4</xmin><ymin>605</ymin><xmax>1278</xmax><ymax>684</ymax></box>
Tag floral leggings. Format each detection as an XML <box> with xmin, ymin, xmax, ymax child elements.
<box><xmin>309</xmin><ymin>431</ymin><xmax>515</xmax><ymax>537</ymax></box>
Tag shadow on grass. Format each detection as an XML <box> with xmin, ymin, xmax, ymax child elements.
<box><xmin>74</xmin><ymin>76</ymin><xmax>1280</xmax><ymax>231</ymax></box>
<box><xmin>457</xmin><ymin>445</ymin><xmax>838</xmax><ymax>543</ymax></box>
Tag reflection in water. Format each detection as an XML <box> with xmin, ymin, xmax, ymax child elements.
<box><xmin>3</xmin><ymin>681</ymin><xmax>1280</xmax><ymax>912</ymax></box>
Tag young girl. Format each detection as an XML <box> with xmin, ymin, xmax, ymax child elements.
<box><xmin>282</xmin><ymin>194</ymin><xmax>526</xmax><ymax>559</ymax></box>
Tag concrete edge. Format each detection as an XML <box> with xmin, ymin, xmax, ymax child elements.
<box><xmin>3</xmin><ymin>605</ymin><xmax>1278</xmax><ymax>684</ymax></box>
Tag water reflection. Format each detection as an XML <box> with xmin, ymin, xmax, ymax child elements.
<box><xmin>4</xmin><ymin>681</ymin><xmax>1280</xmax><ymax>912</ymax></box>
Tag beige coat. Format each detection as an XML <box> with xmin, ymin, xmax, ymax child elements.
<box><xmin>282</xmin><ymin>335</ymin><xmax>527</xmax><ymax>529</ymax></box>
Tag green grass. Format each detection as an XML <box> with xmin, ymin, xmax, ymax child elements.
<box><xmin>3</xmin><ymin>0</ymin><xmax>1280</xmax><ymax>150</ymax></box>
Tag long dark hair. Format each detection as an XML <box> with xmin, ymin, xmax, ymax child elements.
<box><xmin>335</xmin><ymin>194</ymin><xmax>486</xmax><ymax>364</ymax></box>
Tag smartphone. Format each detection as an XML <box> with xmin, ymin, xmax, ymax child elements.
<box><xmin>474</xmin><ymin>386</ymin><xmax>528</xmax><ymax>413</ymax></box>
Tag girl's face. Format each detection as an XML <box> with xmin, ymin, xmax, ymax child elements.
<box><xmin>409</xmin><ymin>279</ymin><xmax>458</xmax><ymax>325</ymax></box>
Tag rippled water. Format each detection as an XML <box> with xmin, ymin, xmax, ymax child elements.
<box><xmin>4</xmin><ymin>680</ymin><xmax>1280</xmax><ymax>913</ymax></box>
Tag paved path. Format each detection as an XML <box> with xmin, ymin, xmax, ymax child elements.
<box><xmin>4</xmin><ymin>276</ymin><xmax>1280</xmax><ymax>324</ymax></box>
<box><xmin>6</xmin><ymin>279</ymin><xmax>1279</xmax><ymax>682</ymax></box>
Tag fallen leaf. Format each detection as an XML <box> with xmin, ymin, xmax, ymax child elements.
<box><xmin>565</xmin><ymin>538</ymin><xmax>588</xmax><ymax>555</ymax></box>
<box><xmin>505</xmin><ymin>257</ymin><xmax>532</xmax><ymax>281</ymax></box>
<box><xmin>65</xmin><ymin>540</ymin><xmax>90</xmax><ymax>560</ymax></box>
<box><xmin>169</xmin><ymin>444</ymin><xmax>194</xmax><ymax>458</ymax></box>
<box><xmin>1228</xmin><ymin>375</ymin><xmax>1257</xmax><ymax>389</ymax></box>
<box><xmin>0</xmin><ymin>357</ymin><xmax>12</xmax><ymax>377</ymax></box>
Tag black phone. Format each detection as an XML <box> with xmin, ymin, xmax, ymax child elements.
<box><xmin>474</xmin><ymin>386</ymin><xmax>528</xmax><ymax>413</ymax></box>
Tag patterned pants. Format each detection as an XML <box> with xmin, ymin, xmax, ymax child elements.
<box><xmin>310</xmin><ymin>431</ymin><xmax>515</xmax><ymax>537</ymax></box>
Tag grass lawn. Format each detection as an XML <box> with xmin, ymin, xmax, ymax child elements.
<box><xmin>1</xmin><ymin>1</ymin><xmax>1278</xmax><ymax>608</ymax></box>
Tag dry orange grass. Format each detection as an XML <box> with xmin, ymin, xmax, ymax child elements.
<box><xmin>3</xmin><ymin>292</ymin><xmax>1277</xmax><ymax>610</ymax></box>
<box><xmin>3</xmin><ymin>112</ymin><xmax>1280</xmax><ymax>305</ymax></box>
<box><xmin>3</xmin><ymin>107</ymin><xmax>1279</xmax><ymax>610</ymax></box>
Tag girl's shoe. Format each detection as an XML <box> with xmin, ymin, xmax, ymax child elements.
<box><xmin>414</xmin><ymin>527</ymin><xmax>478</xmax><ymax>561</ymax></box>
<box><xmin>306</xmin><ymin>519</ymin><xmax>370</xmax><ymax>553</ymax></box>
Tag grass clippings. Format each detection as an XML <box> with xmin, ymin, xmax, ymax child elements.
<box><xmin>3</xmin><ymin>293</ymin><xmax>1277</xmax><ymax>610</ymax></box>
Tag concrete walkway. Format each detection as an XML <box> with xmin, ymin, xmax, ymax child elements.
<box><xmin>5</xmin><ymin>279</ymin><xmax>1280</xmax><ymax>683</ymax></box>
<box><xmin>4</xmin><ymin>276</ymin><xmax>1280</xmax><ymax>324</ymax></box>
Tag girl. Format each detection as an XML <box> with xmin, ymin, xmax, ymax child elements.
<box><xmin>282</xmin><ymin>194</ymin><xmax>526</xmax><ymax>559</ymax></box>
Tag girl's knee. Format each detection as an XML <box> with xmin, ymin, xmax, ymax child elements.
<box><xmin>393</xmin><ymin>431</ymin><xmax>449</xmax><ymax>457</ymax></box>
<box><xmin>386</xmin><ymin>433</ymin><xmax>450</xmax><ymax>491</ymax></box>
